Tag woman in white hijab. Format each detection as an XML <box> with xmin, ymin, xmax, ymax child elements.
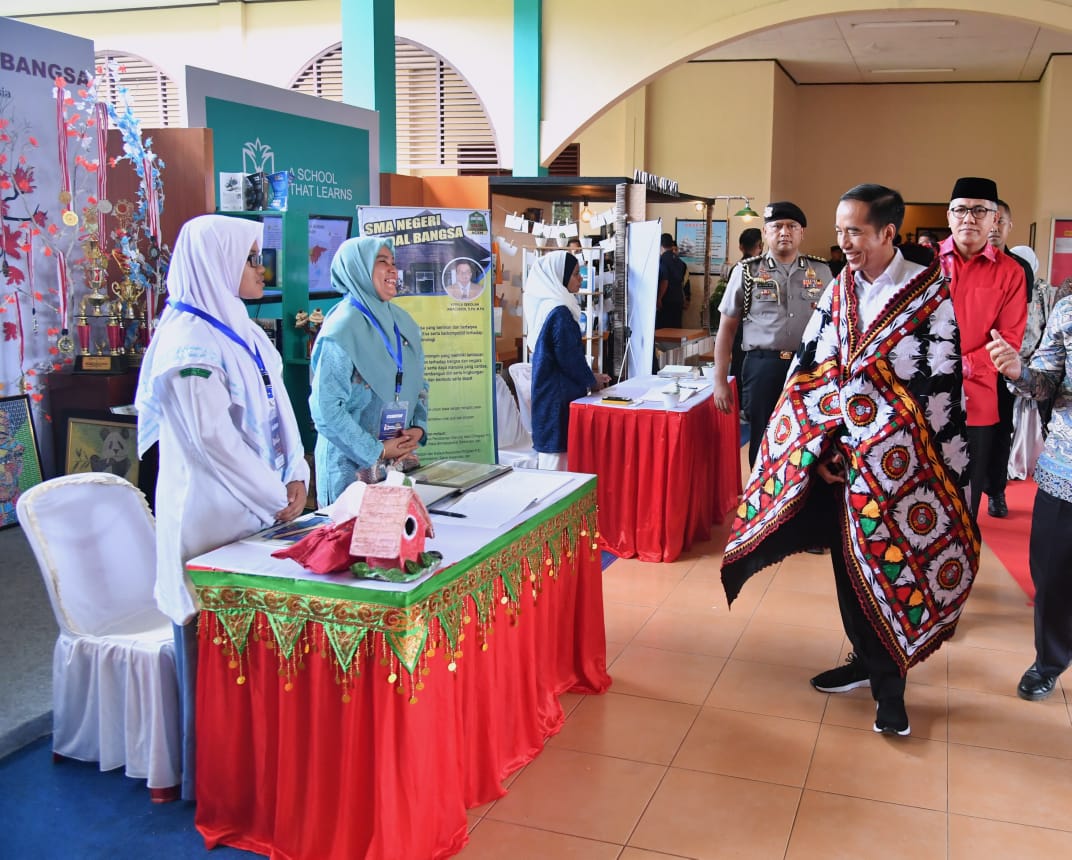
<box><xmin>135</xmin><ymin>214</ymin><xmax>309</xmax><ymax>798</ymax></box>
<box><xmin>523</xmin><ymin>251</ymin><xmax>609</xmax><ymax>469</ymax></box>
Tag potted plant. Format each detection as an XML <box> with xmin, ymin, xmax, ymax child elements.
<box><xmin>708</xmin><ymin>276</ymin><xmax>728</xmax><ymax>332</ymax></box>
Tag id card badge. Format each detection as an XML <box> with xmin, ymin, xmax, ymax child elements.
<box><xmin>268</xmin><ymin>405</ymin><xmax>286</xmax><ymax>471</ymax></box>
<box><xmin>378</xmin><ymin>401</ymin><xmax>409</xmax><ymax>441</ymax></box>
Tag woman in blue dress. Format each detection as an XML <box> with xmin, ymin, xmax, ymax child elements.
<box><xmin>523</xmin><ymin>251</ymin><xmax>610</xmax><ymax>469</ymax></box>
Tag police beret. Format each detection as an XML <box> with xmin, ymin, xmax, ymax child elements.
<box><xmin>763</xmin><ymin>201</ymin><xmax>807</xmax><ymax>228</ymax></box>
<box><xmin>950</xmin><ymin>177</ymin><xmax>998</xmax><ymax>203</ymax></box>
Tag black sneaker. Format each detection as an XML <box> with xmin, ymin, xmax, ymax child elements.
<box><xmin>873</xmin><ymin>698</ymin><xmax>911</xmax><ymax>736</ymax></box>
<box><xmin>810</xmin><ymin>652</ymin><xmax>870</xmax><ymax>693</ymax></box>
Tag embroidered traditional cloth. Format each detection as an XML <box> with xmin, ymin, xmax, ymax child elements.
<box><xmin>722</xmin><ymin>258</ymin><xmax>980</xmax><ymax>674</ymax></box>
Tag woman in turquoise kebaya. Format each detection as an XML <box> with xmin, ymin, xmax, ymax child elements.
<box><xmin>309</xmin><ymin>237</ymin><xmax>429</xmax><ymax>505</ymax></box>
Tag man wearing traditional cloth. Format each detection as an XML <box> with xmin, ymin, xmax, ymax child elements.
<box><xmin>721</xmin><ymin>185</ymin><xmax>980</xmax><ymax>737</ymax></box>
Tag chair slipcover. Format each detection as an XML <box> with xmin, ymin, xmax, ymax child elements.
<box><xmin>508</xmin><ymin>362</ymin><xmax>534</xmax><ymax>435</ymax></box>
<box><xmin>497</xmin><ymin>373</ymin><xmax>538</xmax><ymax>468</ymax></box>
<box><xmin>17</xmin><ymin>473</ymin><xmax>180</xmax><ymax>790</ymax></box>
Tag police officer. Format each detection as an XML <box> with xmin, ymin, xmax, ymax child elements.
<box><xmin>712</xmin><ymin>201</ymin><xmax>832</xmax><ymax>465</ymax></box>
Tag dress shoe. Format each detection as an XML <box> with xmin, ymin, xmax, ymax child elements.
<box><xmin>987</xmin><ymin>492</ymin><xmax>1008</xmax><ymax>518</ymax></box>
<box><xmin>1017</xmin><ymin>666</ymin><xmax>1057</xmax><ymax>701</ymax></box>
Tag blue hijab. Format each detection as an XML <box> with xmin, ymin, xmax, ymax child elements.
<box><xmin>312</xmin><ymin>237</ymin><xmax>425</xmax><ymax>407</ymax></box>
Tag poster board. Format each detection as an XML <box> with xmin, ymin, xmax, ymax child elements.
<box><xmin>358</xmin><ymin>207</ymin><xmax>496</xmax><ymax>465</ymax></box>
<box><xmin>0</xmin><ymin>19</ymin><xmax>96</xmax><ymax>476</ymax></box>
<box><xmin>675</xmin><ymin>219</ymin><xmax>728</xmax><ymax>275</ymax></box>
<box><xmin>1048</xmin><ymin>218</ymin><xmax>1072</xmax><ymax>285</ymax></box>
<box><xmin>625</xmin><ymin>220</ymin><xmax>662</xmax><ymax>380</ymax></box>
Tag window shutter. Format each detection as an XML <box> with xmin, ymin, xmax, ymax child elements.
<box><xmin>548</xmin><ymin>143</ymin><xmax>580</xmax><ymax>176</ymax></box>
<box><xmin>94</xmin><ymin>51</ymin><xmax>181</xmax><ymax>128</ymax></box>
<box><xmin>290</xmin><ymin>45</ymin><xmax>344</xmax><ymax>101</ymax></box>
<box><xmin>290</xmin><ymin>41</ymin><xmax>499</xmax><ymax>172</ymax></box>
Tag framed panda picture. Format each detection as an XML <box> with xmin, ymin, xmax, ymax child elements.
<box><xmin>65</xmin><ymin>414</ymin><xmax>139</xmax><ymax>486</ymax></box>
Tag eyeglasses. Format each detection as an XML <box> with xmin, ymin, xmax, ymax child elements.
<box><xmin>948</xmin><ymin>205</ymin><xmax>996</xmax><ymax>221</ymax></box>
<box><xmin>246</xmin><ymin>252</ymin><xmax>264</xmax><ymax>267</ymax></box>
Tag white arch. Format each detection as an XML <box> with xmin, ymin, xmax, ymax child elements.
<box><xmin>539</xmin><ymin>1</ymin><xmax>1072</xmax><ymax>161</ymax></box>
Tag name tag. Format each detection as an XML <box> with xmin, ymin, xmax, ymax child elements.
<box><xmin>378</xmin><ymin>402</ymin><xmax>408</xmax><ymax>441</ymax></box>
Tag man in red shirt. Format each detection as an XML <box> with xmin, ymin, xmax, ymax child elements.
<box><xmin>938</xmin><ymin>177</ymin><xmax>1027</xmax><ymax>518</ymax></box>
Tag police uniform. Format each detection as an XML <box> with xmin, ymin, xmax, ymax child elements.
<box><xmin>718</xmin><ymin>203</ymin><xmax>832</xmax><ymax>464</ymax></box>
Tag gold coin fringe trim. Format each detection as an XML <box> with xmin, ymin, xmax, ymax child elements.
<box><xmin>199</xmin><ymin>491</ymin><xmax>600</xmax><ymax>704</ymax></box>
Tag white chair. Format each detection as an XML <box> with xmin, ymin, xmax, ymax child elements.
<box><xmin>17</xmin><ymin>472</ymin><xmax>181</xmax><ymax>798</ymax></box>
<box><xmin>495</xmin><ymin>374</ymin><xmax>537</xmax><ymax>468</ymax></box>
<box><xmin>508</xmin><ymin>362</ymin><xmax>534</xmax><ymax>435</ymax></box>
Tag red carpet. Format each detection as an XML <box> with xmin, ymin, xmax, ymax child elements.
<box><xmin>978</xmin><ymin>478</ymin><xmax>1037</xmax><ymax>600</ymax></box>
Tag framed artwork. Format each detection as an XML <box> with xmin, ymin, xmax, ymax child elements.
<box><xmin>551</xmin><ymin>201</ymin><xmax>573</xmax><ymax>225</ymax></box>
<box><xmin>522</xmin><ymin>207</ymin><xmax>542</xmax><ymax>225</ymax></box>
<box><xmin>65</xmin><ymin>413</ymin><xmax>139</xmax><ymax>486</ymax></box>
<box><xmin>675</xmin><ymin>218</ymin><xmax>728</xmax><ymax>274</ymax></box>
<box><xmin>1049</xmin><ymin>218</ymin><xmax>1072</xmax><ymax>287</ymax></box>
<box><xmin>0</xmin><ymin>395</ymin><xmax>44</xmax><ymax>529</ymax></box>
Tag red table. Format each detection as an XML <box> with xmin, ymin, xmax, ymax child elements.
<box><xmin>189</xmin><ymin>476</ymin><xmax>609</xmax><ymax>860</ymax></box>
<box><xmin>568</xmin><ymin>375</ymin><xmax>742</xmax><ymax>562</ymax></box>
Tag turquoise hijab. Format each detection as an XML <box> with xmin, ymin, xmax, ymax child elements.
<box><xmin>312</xmin><ymin>236</ymin><xmax>425</xmax><ymax>406</ymax></box>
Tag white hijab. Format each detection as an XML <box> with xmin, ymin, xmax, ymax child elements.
<box><xmin>523</xmin><ymin>251</ymin><xmax>580</xmax><ymax>354</ymax></box>
<box><xmin>135</xmin><ymin>214</ymin><xmax>282</xmax><ymax>470</ymax></box>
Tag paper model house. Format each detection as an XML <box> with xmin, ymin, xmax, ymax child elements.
<box><xmin>349</xmin><ymin>483</ymin><xmax>435</xmax><ymax>570</ymax></box>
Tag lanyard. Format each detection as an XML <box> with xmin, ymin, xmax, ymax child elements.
<box><xmin>169</xmin><ymin>300</ymin><xmax>276</xmax><ymax>402</ymax></box>
<box><xmin>349</xmin><ymin>297</ymin><xmax>404</xmax><ymax>398</ymax></box>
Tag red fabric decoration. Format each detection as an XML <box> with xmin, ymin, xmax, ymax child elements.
<box><xmin>272</xmin><ymin>520</ymin><xmax>357</xmax><ymax>573</ymax></box>
<box><xmin>567</xmin><ymin>386</ymin><xmax>742</xmax><ymax>562</ymax></box>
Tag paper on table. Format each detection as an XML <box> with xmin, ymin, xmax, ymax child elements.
<box><xmin>636</xmin><ymin>382</ymin><xmax>710</xmax><ymax>405</ymax></box>
<box><xmin>448</xmin><ymin>471</ymin><xmax>576</xmax><ymax>527</ymax></box>
<box><xmin>656</xmin><ymin>365</ymin><xmax>695</xmax><ymax>377</ymax></box>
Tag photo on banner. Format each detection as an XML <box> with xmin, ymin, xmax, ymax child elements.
<box><xmin>358</xmin><ymin>207</ymin><xmax>496</xmax><ymax>465</ymax></box>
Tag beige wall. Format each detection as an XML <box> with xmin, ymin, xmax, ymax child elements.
<box><xmin>1035</xmin><ymin>54</ymin><xmax>1072</xmax><ymax>280</ymax></box>
<box><xmin>789</xmin><ymin>82</ymin><xmax>1040</xmax><ymax>256</ymax></box>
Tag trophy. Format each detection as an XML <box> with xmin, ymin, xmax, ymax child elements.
<box><xmin>111</xmin><ymin>277</ymin><xmax>146</xmax><ymax>366</ymax></box>
<box><xmin>74</xmin><ymin>245</ymin><xmax>127</xmax><ymax>373</ymax></box>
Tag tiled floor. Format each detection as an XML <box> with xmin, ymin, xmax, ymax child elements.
<box><xmin>458</xmin><ymin>520</ymin><xmax>1072</xmax><ymax>859</ymax></box>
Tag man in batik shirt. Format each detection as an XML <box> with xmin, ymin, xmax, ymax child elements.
<box><xmin>722</xmin><ymin>184</ymin><xmax>980</xmax><ymax>737</ymax></box>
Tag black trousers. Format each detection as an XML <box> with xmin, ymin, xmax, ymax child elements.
<box><xmin>1030</xmin><ymin>489</ymin><xmax>1072</xmax><ymax>679</ymax></box>
<box><xmin>830</xmin><ymin>537</ymin><xmax>907</xmax><ymax>702</ymax></box>
<box><xmin>741</xmin><ymin>351</ymin><xmax>792</xmax><ymax>466</ymax></box>
<box><xmin>986</xmin><ymin>381</ymin><xmax>1015</xmax><ymax>497</ymax></box>
<box><xmin>655</xmin><ymin>299</ymin><xmax>683</xmax><ymax>330</ymax></box>
<box><xmin>965</xmin><ymin>424</ymin><xmax>997</xmax><ymax>518</ymax></box>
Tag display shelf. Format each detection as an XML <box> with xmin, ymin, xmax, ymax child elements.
<box><xmin>522</xmin><ymin>245</ymin><xmax>611</xmax><ymax>374</ymax></box>
<box><xmin>220</xmin><ymin>209</ymin><xmax>330</xmax><ymax>452</ymax></box>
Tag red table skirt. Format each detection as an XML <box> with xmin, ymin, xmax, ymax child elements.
<box><xmin>568</xmin><ymin>391</ymin><xmax>742</xmax><ymax>562</ymax></box>
<box><xmin>194</xmin><ymin>546</ymin><xmax>610</xmax><ymax>860</ymax></box>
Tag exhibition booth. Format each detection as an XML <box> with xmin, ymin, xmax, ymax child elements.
<box><xmin>2</xmin><ymin>15</ymin><xmax>739</xmax><ymax>860</ymax></box>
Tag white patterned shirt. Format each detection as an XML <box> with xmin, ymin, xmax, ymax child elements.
<box><xmin>1011</xmin><ymin>296</ymin><xmax>1072</xmax><ymax>502</ymax></box>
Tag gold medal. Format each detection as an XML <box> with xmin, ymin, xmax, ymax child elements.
<box><xmin>62</xmin><ymin>210</ymin><xmax>79</xmax><ymax>227</ymax></box>
<box><xmin>58</xmin><ymin>190</ymin><xmax>72</xmax><ymax>205</ymax></box>
<box><xmin>56</xmin><ymin>334</ymin><xmax>75</xmax><ymax>354</ymax></box>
